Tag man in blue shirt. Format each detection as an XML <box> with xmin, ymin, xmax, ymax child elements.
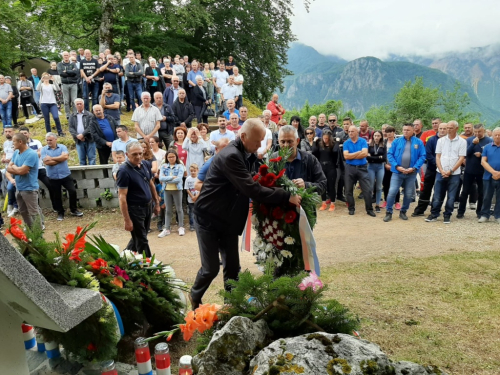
<box><xmin>343</xmin><ymin>126</ymin><xmax>375</xmax><ymax>216</ymax></box>
<box><xmin>90</xmin><ymin>104</ymin><xmax>118</xmax><ymax>165</ymax></box>
<box><xmin>208</xmin><ymin>117</ymin><xmax>235</xmax><ymax>151</ymax></box>
<box><xmin>478</xmin><ymin>128</ymin><xmax>500</xmax><ymax>223</ymax></box>
<box><xmin>7</xmin><ymin>133</ymin><xmax>43</xmax><ymax>228</ymax></box>
<box><xmin>41</xmin><ymin>133</ymin><xmax>83</xmax><ymax>221</ymax></box>
<box><xmin>383</xmin><ymin>123</ymin><xmax>426</xmax><ymax>222</ymax></box>
<box><xmin>195</xmin><ymin>137</ymin><xmax>231</xmax><ymax>191</ymax></box>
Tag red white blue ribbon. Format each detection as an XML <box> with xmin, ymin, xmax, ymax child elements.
<box><xmin>44</xmin><ymin>341</ymin><xmax>61</xmax><ymax>359</ymax></box>
<box><xmin>298</xmin><ymin>206</ymin><xmax>320</xmax><ymax>276</ymax></box>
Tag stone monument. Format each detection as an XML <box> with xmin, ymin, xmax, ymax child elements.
<box><xmin>0</xmin><ymin>234</ymin><xmax>102</xmax><ymax>375</ymax></box>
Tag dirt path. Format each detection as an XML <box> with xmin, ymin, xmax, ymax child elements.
<box><xmin>40</xmin><ymin>202</ymin><xmax>499</xmax><ymax>302</ymax></box>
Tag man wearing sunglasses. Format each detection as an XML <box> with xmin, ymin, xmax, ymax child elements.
<box><xmin>328</xmin><ymin>114</ymin><xmax>345</xmax><ymax>139</ymax></box>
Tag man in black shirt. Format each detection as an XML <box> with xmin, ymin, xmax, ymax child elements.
<box><xmin>80</xmin><ymin>49</ymin><xmax>100</xmax><ymax>111</ymax></box>
<box><xmin>100</xmin><ymin>54</ymin><xmax>121</xmax><ymax>95</ymax></box>
<box><xmin>116</xmin><ymin>141</ymin><xmax>160</xmax><ymax>257</ymax></box>
<box><xmin>413</xmin><ymin>119</ymin><xmax>423</xmax><ymax>139</ymax></box>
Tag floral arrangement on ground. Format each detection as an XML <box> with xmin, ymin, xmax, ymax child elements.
<box><xmin>252</xmin><ymin>147</ymin><xmax>321</xmax><ymax>275</ymax></box>
<box><xmin>5</xmin><ymin>218</ymin><xmax>187</xmax><ymax>362</ymax></box>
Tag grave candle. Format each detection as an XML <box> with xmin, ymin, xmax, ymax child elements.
<box><xmin>155</xmin><ymin>342</ymin><xmax>171</xmax><ymax>375</ymax></box>
<box><xmin>178</xmin><ymin>355</ymin><xmax>193</xmax><ymax>375</ymax></box>
<box><xmin>44</xmin><ymin>341</ymin><xmax>61</xmax><ymax>359</ymax></box>
<box><xmin>134</xmin><ymin>337</ymin><xmax>153</xmax><ymax>375</ymax></box>
<box><xmin>100</xmin><ymin>359</ymin><xmax>118</xmax><ymax>375</ymax></box>
<box><xmin>36</xmin><ymin>331</ymin><xmax>45</xmax><ymax>352</ymax></box>
<box><xmin>21</xmin><ymin>324</ymin><xmax>36</xmax><ymax>350</ymax></box>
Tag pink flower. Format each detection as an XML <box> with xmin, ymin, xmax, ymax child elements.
<box><xmin>298</xmin><ymin>271</ymin><xmax>323</xmax><ymax>292</ymax></box>
<box><xmin>114</xmin><ymin>266</ymin><xmax>130</xmax><ymax>281</ymax></box>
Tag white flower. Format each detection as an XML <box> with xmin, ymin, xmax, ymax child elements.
<box><xmin>276</xmin><ymin>230</ymin><xmax>284</xmax><ymax>238</ymax></box>
<box><xmin>265</xmin><ymin>243</ymin><xmax>273</xmax><ymax>253</ymax></box>
<box><xmin>254</xmin><ymin>236</ymin><xmax>264</xmax><ymax>249</ymax></box>
<box><xmin>284</xmin><ymin>236</ymin><xmax>295</xmax><ymax>245</ymax></box>
<box><xmin>121</xmin><ymin>250</ymin><xmax>137</xmax><ymax>261</ymax></box>
<box><xmin>281</xmin><ymin>250</ymin><xmax>293</xmax><ymax>258</ymax></box>
<box><xmin>251</xmin><ymin>215</ymin><xmax>259</xmax><ymax>226</ymax></box>
<box><xmin>273</xmin><ymin>234</ymin><xmax>278</xmax><ymax>240</ymax></box>
<box><xmin>273</xmin><ymin>220</ymin><xmax>278</xmax><ymax>229</ymax></box>
<box><xmin>257</xmin><ymin>251</ymin><xmax>267</xmax><ymax>261</ymax></box>
<box><xmin>276</xmin><ymin>241</ymin><xmax>283</xmax><ymax>246</ymax></box>
<box><xmin>275</xmin><ymin>258</ymin><xmax>283</xmax><ymax>267</ymax></box>
<box><xmin>264</xmin><ymin>218</ymin><xmax>269</xmax><ymax>224</ymax></box>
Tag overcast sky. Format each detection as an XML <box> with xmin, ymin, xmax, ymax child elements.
<box><xmin>291</xmin><ymin>0</ymin><xmax>500</xmax><ymax>60</ymax></box>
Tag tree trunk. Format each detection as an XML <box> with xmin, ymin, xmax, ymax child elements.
<box><xmin>99</xmin><ymin>0</ymin><xmax>114</xmax><ymax>52</ymax></box>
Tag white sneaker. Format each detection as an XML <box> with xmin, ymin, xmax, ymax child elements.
<box><xmin>454</xmin><ymin>202</ymin><xmax>459</xmax><ymax>209</ymax></box>
<box><xmin>8</xmin><ymin>207</ymin><xmax>18</xmax><ymax>217</ymax></box>
<box><xmin>6</xmin><ymin>205</ymin><xmax>13</xmax><ymax>215</ymax></box>
<box><xmin>179</xmin><ymin>227</ymin><xmax>185</xmax><ymax>236</ymax></box>
<box><xmin>158</xmin><ymin>228</ymin><xmax>170</xmax><ymax>238</ymax></box>
<box><xmin>469</xmin><ymin>203</ymin><xmax>476</xmax><ymax>210</ymax></box>
<box><xmin>478</xmin><ymin>216</ymin><xmax>488</xmax><ymax>223</ymax></box>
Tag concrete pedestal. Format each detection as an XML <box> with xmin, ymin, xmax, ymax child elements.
<box><xmin>0</xmin><ymin>300</ymin><xmax>30</xmax><ymax>375</ymax></box>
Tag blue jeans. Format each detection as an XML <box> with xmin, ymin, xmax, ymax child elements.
<box><xmin>127</xmin><ymin>82</ymin><xmax>142</xmax><ymax>107</ymax></box>
<box><xmin>33</xmin><ymin>91</ymin><xmax>41</xmax><ymax>114</ymax></box>
<box><xmin>386</xmin><ymin>172</ymin><xmax>417</xmax><ymax>213</ymax></box>
<box><xmin>0</xmin><ymin>101</ymin><xmax>12</xmax><ymax>128</ymax></box>
<box><xmin>76</xmin><ymin>141</ymin><xmax>97</xmax><ymax>165</ymax></box>
<box><xmin>40</xmin><ymin>103</ymin><xmax>63</xmax><ymax>134</ymax></box>
<box><xmin>7</xmin><ymin>181</ymin><xmax>18</xmax><ymax>208</ymax></box>
<box><xmin>368</xmin><ymin>163</ymin><xmax>385</xmax><ymax>205</ymax></box>
<box><xmin>82</xmin><ymin>81</ymin><xmax>99</xmax><ymax>111</ymax></box>
<box><xmin>120</xmin><ymin>76</ymin><xmax>125</xmax><ymax>102</ymax></box>
<box><xmin>188</xmin><ymin>202</ymin><xmax>195</xmax><ymax>226</ymax></box>
<box><xmin>480</xmin><ymin>179</ymin><xmax>500</xmax><ymax>219</ymax></box>
<box><xmin>431</xmin><ymin>174</ymin><xmax>461</xmax><ymax>217</ymax></box>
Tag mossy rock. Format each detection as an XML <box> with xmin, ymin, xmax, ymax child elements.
<box><xmin>327</xmin><ymin>358</ymin><xmax>352</xmax><ymax>375</ymax></box>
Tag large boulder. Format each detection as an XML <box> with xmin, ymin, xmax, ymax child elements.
<box><xmin>192</xmin><ymin>316</ymin><xmax>272</xmax><ymax>375</ymax></box>
<box><xmin>249</xmin><ymin>332</ymin><xmax>447</xmax><ymax>375</ymax></box>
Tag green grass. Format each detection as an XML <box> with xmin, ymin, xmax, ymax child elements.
<box><xmin>321</xmin><ymin>251</ymin><xmax>500</xmax><ymax>374</ymax></box>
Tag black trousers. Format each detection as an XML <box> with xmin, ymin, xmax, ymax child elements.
<box><xmin>458</xmin><ymin>173</ymin><xmax>483</xmax><ymax>216</ymax></box>
<box><xmin>21</xmin><ymin>95</ymin><xmax>41</xmax><ymax>118</ymax></box>
<box><xmin>12</xmin><ymin>99</ymin><xmax>19</xmax><ymax>125</ymax></box>
<box><xmin>38</xmin><ymin>169</ymin><xmax>56</xmax><ymax>210</ymax></box>
<box><xmin>191</xmin><ymin>214</ymin><xmax>239</xmax><ymax>305</ymax></box>
<box><xmin>345</xmin><ymin>164</ymin><xmax>373</xmax><ymax>212</ymax></box>
<box><xmin>126</xmin><ymin>203</ymin><xmax>152</xmax><ymax>257</ymax></box>
<box><xmin>194</xmin><ymin>105</ymin><xmax>208</xmax><ymax>124</ymax></box>
<box><xmin>321</xmin><ymin>162</ymin><xmax>337</xmax><ymax>202</ymax></box>
<box><xmin>50</xmin><ymin>175</ymin><xmax>77</xmax><ymax>214</ymax></box>
<box><xmin>158</xmin><ymin>130</ymin><xmax>173</xmax><ymax>153</ymax></box>
<box><xmin>336</xmin><ymin>166</ymin><xmax>345</xmax><ymax>199</ymax></box>
<box><xmin>97</xmin><ymin>146</ymin><xmax>112</xmax><ymax>165</ymax></box>
<box><xmin>413</xmin><ymin>166</ymin><xmax>436</xmax><ymax>214</ymax></box>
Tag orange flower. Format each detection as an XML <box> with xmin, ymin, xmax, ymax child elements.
<box><xmin>5</xmin><ymin>217</ymin><xmax>27</xmax><ymax>242</ymax></box>
<box><xmin>110</xmin><ymin>277</ymin><xmax>123</xmax><ymax>288</ymax></box>
<box><xmin>179</xmin><ymin>311</ymin><xmax>197</xmax><ymax>341</ymax></box>
<box><xmin>88</xmin><ymin>258</ymin><xmax>109</xmax><ymax>275</ymax></box>
<box><xmin>63</xmin><ymin>226</ymin><xmax>87</xmax><ymax>260</ymax></box>
<box><xmin>179</xmin><ymin>304</ymin><xmax>221</xmax><ymax>341</ymax></box>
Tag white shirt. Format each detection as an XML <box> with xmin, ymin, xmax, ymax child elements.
<box><xmin>221</xmin><ymin>83</ymin><xmax>237</xmax><ymax>101</ymax></box>
<box><xmin>213</xmin><ymin>70</ymin><xmax>229</xmax><ymax>88</ymax></box>
<box><xmin>3</xmin><ymin>140</ymin><xmax>14</xmax><ymax>161</ymax></box>
<box><xmin>28</xmin><ymin>138</ymin><xmax>44</xmax><ymax>168</ymax></box>
<box><xmin>233</xmin><ymin>74</ymin><xmax>244</xmax><ymax>96</ymax></box>
<box><xmin>257</xmin><ymin>128</ymin><xmax>272</xmax><ymax>155</ymax></box>
<box><xmin>435</xmin><ymin>134</ymin><xmax>467</xmax><ymax>175</ymax></box>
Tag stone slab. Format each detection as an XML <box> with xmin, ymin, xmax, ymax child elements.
<box><xmin>70</xmin><ymin>170</ymin><xmax>84</xmax><ymax>181</ymax></box>
<box><xmin>83</xmin><ymin>169</ymin><xmax>104</xmax><ymax>179</ymax></box>
<box><xmin>76</xmin><ymin>198</ymin><xmax>98</xmax><ymax>209</ymax></box>
<box><xmin>98</xmin><ymin>178</ymin><xmax>117</xmax><ymax>189</ymax></box>
<box><xmin>101</xmin><ymin>198</ymin><xmax>119</xmax><ymax>208</ymax></box>
<box><xmin>85</xmin><ymin>188</ymin><xmax>105</xmax><ymax>200</ymax></box>
<box><xmin>76</xmin><ymin>180</ymin><xmax>97</xmax><ymax>190</ymax></box>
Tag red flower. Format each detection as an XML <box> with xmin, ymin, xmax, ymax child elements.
<box><xmin>272</xmin><ymin>207</ymin><xmax>284</xmax><ymax>220</ymax></box>
<box><xmin>276</xmin><ymin>168</ymin><xmax>286</xmax><ymax>180</ymax></box>
<box><xmin>5</xmin><ymin>217</ymin><xmax>28</xmax><ymax>242</ymax></box>
<box><xmin>284</xmin><ymin>210</ymin><xmax>297</xmax><ymax>224</ymax></box>
<box><xmin>260</xmin><ymin>173</ymin><xmax>277</xmax><ymax>187</ymax></box>
<box><xmin>260</xmin><ymin>204</ymin><xmax>269</xmax><ymax>216</ymax></box>
<box><xmin>69</xmin><ymin>248</ymin><xmax>84</xmax><ymax>262</ymax></box>
<box><xmin>253</xmin><ymin>174</ymin><xmax>261</xmax><ymax>182</ymax></box>
<box><xmin>259</xmin><ymin>164</ymin><xmax>269</xmax><ymax>176</ymax></box>
<box><xmin>166</xmin><ymin>332</ymin><xmax>174</xmax><ymax>342</ymax></box>
<box><xmin>87</xmin><ymin>343</ymin><xmax>97</xmax><ymax>351</ymax></box>
<box><xmin>88</xmin><ymin>258</ymin><xmax>109</xmax><ymax>275</ymax></box>
<box><xmin>62</xmin><ymin>226</ymin><xmax>87</xmax><ymax>261</ymax></box>
<box><xmin>269</xmin><ymin>156</ymin><xmax>282</xmax><ymax>163</ymax></box>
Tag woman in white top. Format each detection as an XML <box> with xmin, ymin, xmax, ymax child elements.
<box><xmin>36</xmin><ymin>73</ymin><xmax>64</xmax><ymax>135</ymax></box>
<box><xmin>149</xmin><ymin>136</ymin><xmax>166</xmax><ymax>168</ymax></box>
<box><xmin>182</xmin><ymin>127</ymin><xmax>208</xmax><ymax>170</ymax></box>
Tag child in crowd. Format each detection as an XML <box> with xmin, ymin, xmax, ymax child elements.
<box><xmin>155</xmin><ymin>177</ymin><xmax>165</xmax><ymax>231</ymax></box>
<box><xmin>185</xmin><ymin>163</ymin><xmax>199</xmax><ymax>231</ymax></box>
<box><xmin>112</xmin><ymin>151</ymin><xmax>126</xmax><ymax>192</ymax></box>
<box><xmin>158</xmin><ymin>149</ymin><xmax>186</xmax><ymax>237</ymax></box>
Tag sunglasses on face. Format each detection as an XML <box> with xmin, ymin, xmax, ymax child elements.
<box><xmin>329</xmin><ymin>119</ymin><xmax>336</xmax><ymax>122</ymax></box>
<box><xmin>306</xmin><ymin>132</ymin><xmax>314</xmax><ymax>135</ymax></box>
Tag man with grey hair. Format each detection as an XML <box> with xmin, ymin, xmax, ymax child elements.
<box><xmin>57</xmin><ymin>51</ymin><xmax>79</xmax><ymax>118</ymax></box>
<box><xmin>478</xmin><ymin>127</ymin><xmax>500</xmax><ymax>223</ymax></box>
<box><xmin>172</xmin><ymin>88</ymin><xmax>195</xmax><ymax>128</ymax></box>
<box><xmin>99</xmin><ymin>82</ymin><xmax>121</xmax><ymax>124</ymax></box>
<box><xmin>191</xmin><ymin>119</ymin><xmax>302</xmax><ymax>309</ymax></box>
<box><xmin>426</xmin><ymin>120</ymin><xmax>467</xmax><ymax>224</ymax></box>
<box><xmin>222</xmin><ymin>98</ymin><xmax>239</xmax><ymax>121</ymax></box>
<box><xmin>457</xmin><ymin>123</ymin><xmax>492</xmax><ymax>219</ymax></box>
<box><xmin>221</xmin><ymin>75</ymin><xmax>238</xmax><ymax>104</ymax></box>
<box><xmin>116</xmin><ymin>141</ymin><xmax>160</xmax><ymax>257</ymax></box>
<box><xmin>131</xmin><ymin>92</ymin><xmax>162</xmax><ymax>141</ymax></box>
<box><xmin>69</xmin><ymin>98</ymin><xmax>95</xmax><ymax>165</ymax></box>
<box><xmin>262</xmin><ymin>109</ymin><xmax>278</xmax><ymax>133</ymax></box>
<box><xmin>90</xmin><ymin>104</ymin><xmax>118</xmax><ymax>164</ymax></box>
<box><xmin>277</xmin><ymin>124</ymin><xmax>326</xmax><ymax>197</ymax></box>
<box><xmin>41</xmin><ymin>132</ymin><xmax>83</xmax><ymax>220</ymax></box>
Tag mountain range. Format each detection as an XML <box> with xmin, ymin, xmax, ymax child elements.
<box><xmin>280</xmin><ymin>43</ymin><xmax>500</xmax><ymax>123</ymax></box>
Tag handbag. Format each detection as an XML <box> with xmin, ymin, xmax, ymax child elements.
<box><xmin>203</xmin><ymin>104</ymin><xmax>215</xmax><ymax>117</ymax></box>
<box><xmin>20</xmin><ymin>89</ymin><xmax>32</xmax><ymax>98</ymax></box>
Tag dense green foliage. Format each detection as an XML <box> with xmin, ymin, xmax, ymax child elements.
<box><xmin>1</xmin><ymin>0</ymin><xmax>301</xmax><ymax>106</ymax></box>
<box><xmin>219</xmin><ymin>266</ymin><xmax>359</xmax><ymax>338</ymax></box>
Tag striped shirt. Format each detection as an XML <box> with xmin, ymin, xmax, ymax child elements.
<box><xmin>131</xmin><ymin>105</ymin><xmax>163</xmax><ymax>139</ymax></box>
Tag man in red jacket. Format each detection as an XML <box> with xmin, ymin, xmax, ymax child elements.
<box><xmin>266</xmin><ymin>93</ymin><xmax>286</xmax><ymax>124</ymax></box>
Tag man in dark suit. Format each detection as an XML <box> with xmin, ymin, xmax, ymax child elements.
<box><xmin>191</xmin><ymin>119</ymin><xmax>302</xmax><ymax>309</ymax></box>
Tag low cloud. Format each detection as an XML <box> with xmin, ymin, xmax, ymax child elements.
<box><xmin>291</xmin><ymin>0</ymin><xmax>500</xmax><ymax>60</ymax></box>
